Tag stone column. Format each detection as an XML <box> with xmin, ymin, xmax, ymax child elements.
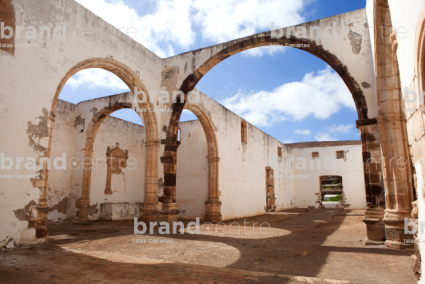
<box><xmin>159</xmin><ymin>138</ymin><xmax>180</xmax><ymax>224</ymax></box>
<box><xmin>143</xmin><ymin>139</ymin><xmax>160</xmax><ymax>225</ymax></box>
<box><xmin>378</xmin><ymin>114</ymin><xmax>414</xmax><ymax>249</ymax></box>
<box><xmin>372</xmin><ymin>4</ymin><xmax>415</xmax><ymax>249</ymax></box>
<box><xmin>357</xmin><ymin>120</ymin><xmax>386</xmax><ymax>245</ymax></box>
<box><xmin>79</xmin><ymin>148</ymin><xmax>93</xmax><ymax>225</ymax></box>
<box><xmin>104</xmin><ymin>158</ymin><xmax>112</xmax><ymax>195</ymax></box>
<box><xmin>205</xmin><ymin>157</ymin><xmax>222</xmax><ymax>223</ymax></box>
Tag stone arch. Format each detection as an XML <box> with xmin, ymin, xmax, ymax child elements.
<box><xmin>50</xmin><ymin>58</ymin><xmax>157</xmax><ymax>142</ymax></box>
<box><xmin>162</xmin><ymin>103</ymin><xmax>221</xmax><ymax>223</ymax></box>
<box><xmin>173</xmin><ymin>36</ymin><xmax>368</xmax><ymax>125</ymax></box>
<box><xmin>185</xmin><ymin>104</ymin><xmax>221</xmax><ymax>222</ymax></box>
<box><xmin>161</xmin><ymin>33</ymin><xmax>372</xmax><ymax>224</ymax></box>
<box><xmin>40</xmin><ymin>58</ymin><xmax>159</xmax><ymax>228</ymax></box>
<box><xmin>78</xmin><ymin>102</ymin><xmax>134</xmax><ymax>224</ymax></box>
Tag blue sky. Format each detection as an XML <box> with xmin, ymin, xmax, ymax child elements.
<box><xmin>59</xmin><ymin>0</ymin><xmax>366</xmax><ymax>143</ymax></box>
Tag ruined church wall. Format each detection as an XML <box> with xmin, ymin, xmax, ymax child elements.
<box><xmin>0</xmin><ymin>0</ymin><xmax>163</xmax><ymax>244</ymax></box>
<box><xmin>47</xmin><ymin>99</ymin><xmax>146</xmax><ymax>222</ymax></box>
<box><xmin>87</xmin><ymin>116</ymin><xmax>145</xmax><ymax>221</ymax></box>
<box><xmin>179</xmin><ymin>94</ymin><xmax>293</xmax><ymax>221</ymax></box>
<box><xmin>62</xmin><ymin>95</ymin><xmax>145</xmax><ymax>220</ymax></box>
<box><xmin>290</xmin><ymin>143</ymin><xmax>366</xmax><ymax>209</ymax></box>
<box><xmin>47</xmin><ymin>100</ymin><xmax>76</xmax><ymax>222</ymax></box>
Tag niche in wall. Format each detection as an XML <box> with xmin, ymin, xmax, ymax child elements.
<box><xmin>105</xmin><ymin>143</ymin><xmax>128</xmax><ymax>194</ymax></box>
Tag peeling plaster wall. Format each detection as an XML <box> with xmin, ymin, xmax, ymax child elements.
<box><xmin>88</xmin><ymin>116</ymin><xmax>145</xmax><ymax>220</ymax></box>
<box><xmin>290</xmin><ymin>143</ymin><xmax>366</xmax><ymax>209</ymax></box>
<box><xmin>62</xmin><ymin>94</ymin><xmax>145</xmax><ymax>220</ymax></box>
<box><xmin>47</xmin><ymin>98</ymin><xmax>146</xmax><ymax>222</ymax></box>
<box><xmin>177</xmin><ymin>120</ymin><xmax>209</xmax><ymax>219</ymax></box>
<box><xmin>0</xmin><ymin>0</ymin><xmax>162</xmax><ymax>244</ymax></box>
<box><xmin>176</xmin><ymin>94</ymin><xmax>292</xmax><ymax>221</ymax></box>
<box><xmin>47</xmin><ymin>100</ymin><xmax>76</xmax><ymax>222</ymax></box>
<box><xmin>175</xmin><ymin>97</ymin><xmax>367</xmax><ymax>220</ymax></box>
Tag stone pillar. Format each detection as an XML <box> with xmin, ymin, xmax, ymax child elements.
<box><xmin>357</xmin><ymin>119</ymin><xmax>386</xmax><ymax>245</ymax></box>
<box><xmin>372</xmin><ymin>2</ymin><xmax>415</xmax><ymax>249</ymax></box>
<box><xmin>104</xmin><ymin>161</ymin><xmax>112</xmax><ymax>195</ymax></box>
<box><xmin>378</xmin><ymin>114</ymin><xmax>414</xmax><ymax>249</ymax></box>
<box><xmin>77</xmin><ymin>199</ymin><xmax>90</xmax><ymax>225</ymax></box>
<box><xmin>205</xmin><ymin>157</ymin><xmax>222</xmax><ymax>223</ymax></box>
<box><xmin>31</xmin><ymin>160</ymin><xmax>50</xmax><ymax>237</ymax></box>
<box><xmin>79</xmin><ymin>149</ymin><xmax>93</xmax><ymax>225</ymax></box>
<box><xmin>143</xmin><ymin>139</ymin><xmax>160</xmax><ymax>225</ymax></box>
<box><xmin>159</xmin><ymin>136</ymin><xmax>180</xmax><ymax>225</ymax></box>
<box><xmin>266</xmin><ymin>167</ymin><xmax>276</xmax><ymax>212</ymax></box>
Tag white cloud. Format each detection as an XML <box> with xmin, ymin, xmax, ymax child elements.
<box><xmin>75</xmin><ymin>0</ymin><xmax>195</xmax><ymax>58</ymax></box>
<box><xmin>326</xmin><ymin>124</ymin><xmax>354</xmax><ymax>134</ymax></box>
<box><xmin>67</xmin><ymin>1</ymin><xmax>312</xmax><ymax>93</ymax></box>
<box><xmin>314</xmin><ymin>124</ymin><xmax>354</xmax><ymax>142</ymax></box>
<box><xmin>67</xmin><ymin>68</ymin><xmax>129</xmax><ymax>91</ymax></box>
<box><xmin>222</xmin><ymin>66</ymin><xmax>355</xmax><ymax>127</ymax></box>
<box><xmin>192</xmin><ymin>0</ymin><xmax>306</xmax><ymax>43</ymax></box>
<box><xmin>294</xmin><ymin>129</ymin><xmax>311</xmax><ymax>135</ymax></box>
<box><xmin>75</xmin><ymin>0</ymin><xmax>309</xmax><ymax>58</ymax></box>
<box><xmin>315</xmin><ymin>132</ymin><xmax>338</xmax><ymax>141</ymax></box>
<box><xmin>283</xmin><ymin>139</ymin><xmax>293</xmax><ymax>143</ymax></box>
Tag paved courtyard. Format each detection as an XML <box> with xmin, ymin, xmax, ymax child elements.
<box><xmin>0</xmin><ymin>209</ymin><xmax>416</xmax><ymax>283</ymax></box>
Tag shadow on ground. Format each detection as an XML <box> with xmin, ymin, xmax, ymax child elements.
<box><xmin>0</xmin><ymin>208</ymin><xmax>416</xmax><ymax>283</ymax></box>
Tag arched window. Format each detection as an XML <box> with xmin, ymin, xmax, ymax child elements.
<box><xmin>241</xmin><ymin>120</ymin><xmax>247</xmax><ymax>143</ymax></box>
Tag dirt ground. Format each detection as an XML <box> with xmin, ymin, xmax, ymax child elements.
<box><xmin>0</xmin><ymin>208</ymin><xmax>417</xmax><ymax>283</ymax></box>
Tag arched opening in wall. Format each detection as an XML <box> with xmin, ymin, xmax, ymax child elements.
<box><xmin>319</xmin><ymin>176</ymin><xmax>343</xmax><ymax>209</ymax></box>
<box><xmin>87</xmin><ymin>109</ymin><xmax>145</xmax><ymax>222</ymax></box>
<box><xmin>164</xmin><ymin>44</ymin><xmax>367</xmax><ymax>219</ymax></box>
<box><xmin>171</xmin><ymin>108</ymin><xmax>213</xmax><ymax>221</ymax></box>
<box><xmin>46</xmin><ymin>66</ymin><xmax>151</xmax><ymax>228</ymax></box>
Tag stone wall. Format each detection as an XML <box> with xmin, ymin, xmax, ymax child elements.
<box><xmin>47</xmin><ymin>99</ymin><xmax>146</xmax><ymax>222</ymax></box>
<box><xmin>47</xmin><ymin>100</ymin><xmax>76</xmax><ymax>222</ymax></box>
<box><xmin>289</xmin><ymin>141</ymin><xmax>366</xmax><ymax>209</ymax></box>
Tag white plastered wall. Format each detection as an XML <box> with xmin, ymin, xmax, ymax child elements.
<box><xmin>291</xmin><ymin>144</ymin><xmax>366</xmax><ymax>209</ymax></box>
<box><xmin>46</xmin><ymin>100</ymin><xmax>76</xmax><ymax>222</ymax></box>
<box><xmin>87</xmin><ymin>116</ymin><xmax>145</xmax><ymax>221</ymax></box>
<box><xmin>177</xmin><ymin>120</ymin><xmax>209</xmax><ymax>220</ymax></box>
<box><xmin>47</xmin><ymin>98</ymin><xmax>146</xmax><ymax>222</ymax></box>
<box><xmin>0</xmin><ymin>0</ymin><xmax>163</xmax><ymax>244</ymax></box>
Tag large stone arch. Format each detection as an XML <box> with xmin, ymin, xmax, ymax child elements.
<box><xmin>160</xmin><ymin>102</ymin><xmax>221</xmax><ymax>222</ymax></box>
<box><xmin>78</xmin><ymin>101</ymin><xmax>133</xmax><ymax>224</ymax></box>
<box><xmin>177</xmin><ymin>38</ymin><xmax>368</xmax><ymax>120</ymax></box>
<box><xmin>161</xmin><ymin>10</ymin><xmax>381</xmax><ymax>223</ymax></box>
<box><xmin>37</xmin><ymin>59</ymin><xmax>160</xmax><ymax>231</ymax></box>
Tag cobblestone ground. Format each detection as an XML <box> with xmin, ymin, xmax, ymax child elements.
<box><xmin>0</xmin><ymin>209</ymin><xmax>417</xmax><ymax>283</ymax></box>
